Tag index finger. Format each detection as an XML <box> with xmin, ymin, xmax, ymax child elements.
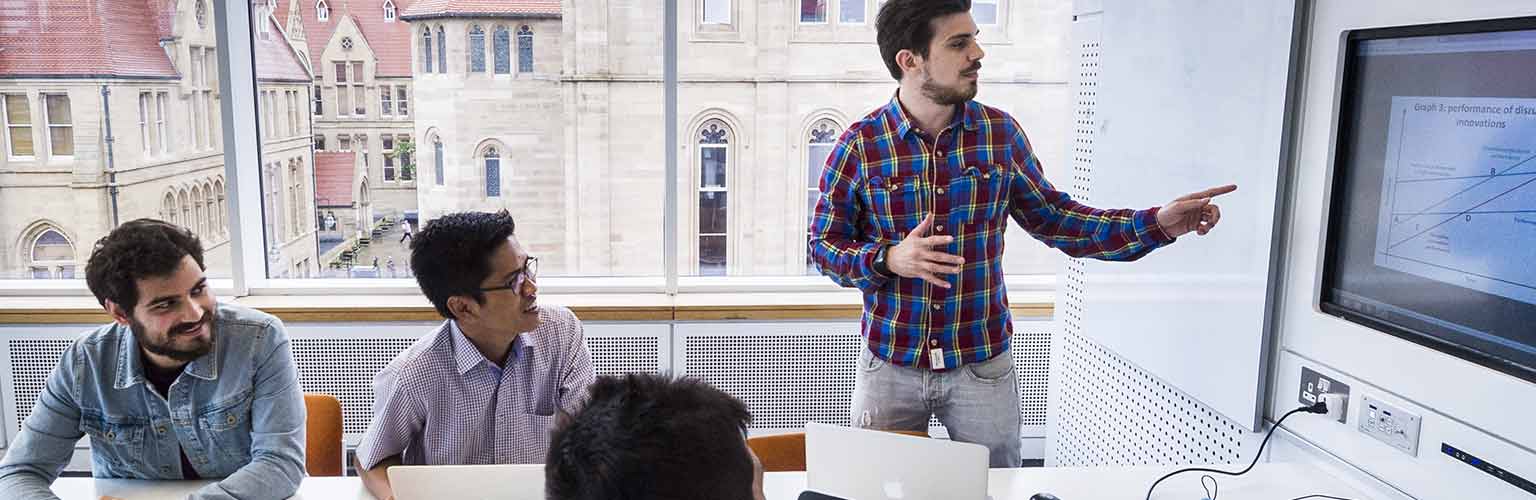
<box><xmin>1177</xmin><ymin>184</ymin><xmax>1237</xmax><ymax>202</ymax></box>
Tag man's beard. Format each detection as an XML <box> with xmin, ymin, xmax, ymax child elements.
<box><xmin>132</xmin><ymin>309</ymin><xmax>215</xmax><ymax>362</ymax></box>
<box><xmin>919</xmin><ymin>63</ymin><xmax>980</xmax><ymax>105</ymax></box>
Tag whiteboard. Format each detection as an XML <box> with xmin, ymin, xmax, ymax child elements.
<box><xmin>1061</xmin><ymin>0</ymin><xmax>1299</xmax><ymax>430</ymax></box>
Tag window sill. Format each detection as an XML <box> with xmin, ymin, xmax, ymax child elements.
<box><xmin>0</xmin><ymin>284</ymin><xmax>1054</xmax><ymax>324</ymax></box>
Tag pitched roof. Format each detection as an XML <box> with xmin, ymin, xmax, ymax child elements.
<box><xmin>253</xmin><ymin>13</ymin><xmax>312</xmax><ymax>82</ymax></box>
<box><xmin>275</xmin><ymin>0</ymin><xmax>417</xmax><ymax>78</ymax></box>
<box><xmin>0</xmin><ymin>0</ymin><xmax>180</xmax><ymax>79</ymax></box>
<box><xmin>314</xmin><ymin>151</ymin><xmax>357</xmax><ymax>207</ymax></box>
<box><xmin>399</xmin><ymin>0</ymin><xmax>560</xmax><ymax>20</ymax></box>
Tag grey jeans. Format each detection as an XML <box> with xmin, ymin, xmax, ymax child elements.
<box><xmin>849</xmin><ymin>347</ymin><xmax>1022</xmax><ymax>467</ymax></box>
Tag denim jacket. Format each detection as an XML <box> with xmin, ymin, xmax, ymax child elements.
<box><xmin>0</xmin><ymin>302</ymin><xmax>306</xmax><ymax>500</ymax></box>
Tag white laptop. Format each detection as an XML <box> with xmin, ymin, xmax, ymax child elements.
<box><xmin>387</xmin><ymin>463</ymin><xmax>546</xmax><ymax>500</ymax></box>
<box><xmin>805</xmin><ymin>422</ymin><xmax>989</xmax><ymax>500</ymax></box>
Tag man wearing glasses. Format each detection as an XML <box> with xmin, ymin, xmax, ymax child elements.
<box><xmin>355</xmin><ymin>210</ymin><xmax>595</xmax><ymax>500</ymax></box>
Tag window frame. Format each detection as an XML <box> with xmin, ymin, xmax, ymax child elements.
<box><xmin>25</xmin><ymin>226</ymin><xmax>77</xmax><ymax>280</ymax></box>
<box><xmin>694</xmin><ymin>118</ymin><xmax>733</xmax><ymax>276</ymax></box>
<box><xmin>971</xmin><ymin>0</ymin><xmax>1002</xmax><ymax>27</ymax></box>
<box><xmin>40</xmin><ymin>93</ymin><xmax>73</xmax><ymax>159</ymax></box>
<box><xmin>516</xmin><ymin>25</ymin><xmax>534</xmax><ymax>74</ymax></box>
<box><xmin>316</xmin><ymin>0</ymin><xmax>330</xmax><ymax>22</ymax></box>
<box><xmin>0</xmin><ymin>0</ymin><xmax>1054</xmax><ymax>300</ymax></box>
<box><xmin>798</xmin><ymin>0</ymin><xmax>829</xmax><ymax>25</ymax></box>
<box><xmin>1</xmin><ymin>93</ymin><xmax>34</xmax><ymax>160</ymax></box>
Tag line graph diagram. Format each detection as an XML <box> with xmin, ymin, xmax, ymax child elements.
<box><xmin>1375</xmin><ymin>97</ymin><xmax>1536</xmax><ymax>306</ymax></box>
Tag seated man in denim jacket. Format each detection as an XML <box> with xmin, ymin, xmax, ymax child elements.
<box><xmin>0</xmin><ymin>219</ymin><xmax>306</xmax><ymax>500</ymax></box>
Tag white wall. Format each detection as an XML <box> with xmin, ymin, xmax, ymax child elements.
<box><xmin>1271</xmin><ymin>2</ymin><xmax>1536</xmax><ymax>498</ymax></box>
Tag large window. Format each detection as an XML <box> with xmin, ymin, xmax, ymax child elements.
<box><xmin>972</xmin><ymin>0</ymin><xmax>1000</xmax><ymax>25</ymax></box>
<box><xmin>483</xmin><ymin>145</ymin><xmax>501</xmax><ymax>198</ymax></box>
<box><xmin>494</xmin><ymin>26</ymin><xmax>511</xmax><ymax>74</ymax></box>
<box><xmin>432</xmin><ymin>134</ymin><xmax>444</xmax><ymax>186</ymax></box>
<box><xmin>42</xmin><ymin>94</ymin><xmax>72</xmax><ymax>157</ymax></box>
<box><xmin>468</xmin><ymin>25</ymin><xmax>486</xmax><ymax>73</ymax></box>
<box><xmin>701</xmin><ymin>0</ymin><xmax>731</xmax><ymax>25</ymax></box>
<box><xmin>800</xmin><ymin>0</ymin><xmax>827</xmax><ymax>23</ymax></box>
<box><xmin>806</xmin><ymin>118</ymin><xmax>838</xmax><ymax>274</ymax></box>
<box><xmin>437</xmin><ymin>26</ymin><xmax>447</xmax><ymax>74</ymax></box>
<box><xmin>422</xmin><ymin>26</ymin><xmax>433</xmax><ymax>73</ymax></box>
<box><xmin>383</xmin><ymin>135</ymin><xmax>396</xmax><ymax>181</ymax></box>
<box><xmin>26</xmin><ymin>226</ymin><xmax>76</xmax><ymax>279</ymax></box>
<box><xmin>27</xmin><ymin>0</ymin><xmax>1061</xmax><ymax>287</ymax></box>
<box><xmin>517</xmin><ymin>26</ymin><xmax>534</xmax><ymax>73</ymax></box>
<box><xmin>2</xmin><ymin>94</ymin><xmax>32</xmax><ymax>158</ymax></box>
<box><xmin>697</xmin><ymin>120</ymin><xmax>730</xmax><ymax>276</ymax></box>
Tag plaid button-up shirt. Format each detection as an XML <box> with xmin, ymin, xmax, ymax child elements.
<box><xmin>355</xmin><ymin>306</ymin><xmax>594</xmax><ymax>468</ymax></box>
<box><xmin>809</xmin><ymin>95</ymin><xmax>1174</xmax><ymax>369</ymax></box>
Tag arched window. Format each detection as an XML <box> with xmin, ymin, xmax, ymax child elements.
<box><xmin>493</xmin><ymin>26</ymin><xmax>511</xmax><ymax>74</ymax></box>
<box><xmin>436</xmin><ymin>26</ymin><xmax>447</xmax><ymax>74</ymax></box>
<box><xmin>422</xmin><ymin>27</ymin><xmax>434</xmax><ymax>73</ymax></box>
<box><xmin>517</xmin><ymin>25</ymin><xmax>534</xmax><ymax>73</ymax></box>
<box><xmin>204</xmin><ymin>181</ymin><xmax>218</xmax><ymax>240</ymax></box>
<box><xmin>383</xmin><ymin>0</ymin><xmax>396</xmax><ymax>21</ymax></box>
<box><xmin>432</xmin><ymin>135</ymin><xmax>445</xmax><ymax>186</ymax></box>
<box><xmin>214</xmin><ymin>178</ymin><xmax>226</xmax><ymax>234</ymax></box>
<box><xmin>697</xmin><ymin>119</ymin><xmax>730</xmax><ymax>276</ymax></box>
<box><xmin>316</xmin><ymin>0</ymin><xmax>330</xmax><ymax>22</ymax></box>
<box><xmin>191</xmin><ymin>184</ymin><xmax>205</xmax><ymax>237</ymax></box>
<box><xmin>289</xmin><ymin>161</ymin><xmax>302</xmax><ymax>236</ymax></box>
<box><xmin>264</xmin><ymin>165</ymin><xmax>283</xmax><ymax>245</ymax></box>
<box><xmin>162</xmin><ymin>192</ymin><xmax>178</xmax><ymax>225</ymax></box>
<box><xmin>806</xmin><ymin>118</ymin><xmax>839</xmax><ymax>274</ymax></box>
<box><xmin>28</xmin><ymin>226</ymin><xmax>75</xmax><ymax>279</ymax></box>
<box><xmin>483</xmin><ymin>145</ymin><xmax>501</xmax><ymax>197</ymax></box>
<box><xmin>179</xmin><ymin>188</ymin><xmax>191</xmax><ymax>231</ymax></box>
<box><xmin>468</xmin><ymin>25</ymin><xmax>486</xmax><ymax>73</ymax></box>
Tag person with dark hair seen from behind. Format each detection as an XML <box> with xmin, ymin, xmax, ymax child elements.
<box><xmin>356</xmin><ymin>210</ymin><xmax>595</xmax><ymax>500</ymax></box>
<box><xmin>546</xmin><ymin>373</ymin><xmax>767</xmax><ymax>500</ymax></box>
<box><xmin>0</xmin><ymin>219</ymin><xmax>307</xmax><ymax>500</ymax></box>
<box><xmin>808</xmin><ymin>0</ymin><xmax>1237</xmax><ymax>467</ymax></box>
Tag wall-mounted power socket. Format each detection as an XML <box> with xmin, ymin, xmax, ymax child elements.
<box><xmin>1299</xmin><ymin>366</ymin><xmax>1350</xmax><ymax>423</ymax></box>
<box><xmin>1360</xmin><ymin>395</ymin><xmax>1421</xmax><ymax>456</ymax></box>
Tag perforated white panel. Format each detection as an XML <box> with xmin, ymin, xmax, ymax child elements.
<box><xmin>586</xmin><ymin>336</ymin><xmax>662</xmax><ymax>377</ymax></box>
<box><xmin>1049</xmin><ymin>13</ymin><xmax>1249</xmax><ymax>467</ymax></box>
<box><xmin>6</xmin><ymin>339</ymin><xmax>74</xmax><ymax>432</ymax></box>
<box><xmin>677</xmin><ymin>322</ymin><xmax>1050</xmax><ymax>435</ymax></box>
<box><xmin>290</xmin><ymin>338</ymin><xmax>418</xmax><ymax>436</ymax></box>
<box><xmin>1051</xmin><ymin>331</ymin><xmax>1247</xmax><ymax>466</ymax></box>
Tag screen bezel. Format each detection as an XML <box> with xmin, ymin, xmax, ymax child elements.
<box><xmin>1320</xmin><ymin>15</ymin><xmax>1536</xmax><ymax>385</ymax></box>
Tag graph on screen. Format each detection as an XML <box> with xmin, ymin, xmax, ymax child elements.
<box><xmin>1376</xmin><ymin>96</ymin><xmax>1536</xmax><ymax>305</ymax></box>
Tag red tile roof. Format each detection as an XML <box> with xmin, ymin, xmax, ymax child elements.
<box><xmin>314</xmin><ymin>151</ymin><xmax>357</xmax><ymax>207</ymax></box>
<box><xmin>0</xmin><ymin>0</ymin><xmax>180</xmax><ymax>79</ymax></box>
<box><xmin>276</xmin><ymin>0</ymin><xmax>418</xmax><ymax>78</ymax></box>
<box><xmin>400</xmin><ymin>0</ymin><xmax>560</xmax><ymax>19</ymax></box>
<box><xmin>254</xmin><ymin>14</ymin><xmax>312</xmax><ymax>82</ymax></box>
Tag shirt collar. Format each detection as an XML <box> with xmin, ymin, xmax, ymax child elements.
<box><xmin>883</xmin><ymin>89</ymin><xmax>981</xmax><ymax>140</ymax></box>
<box><xmin>448</xmin><ymin>320</ymin><xmax>532</xmax><ymax>376</ymax></box>
<box><xmin>113</xmin><ymin>316</ymin><xmax>220</xmax><ymax>390</ymax></box>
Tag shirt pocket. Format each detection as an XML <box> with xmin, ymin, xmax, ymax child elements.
<box><xmin>950</xmin><ymin>163</ymin><xmax>1007</xmax><ymax>227</ymax></box>
<box><xmin>198</xmin><ymin>388</ymin><xmax>254</xmax><ymax>466</ymax></box>
<box><xmin>81</xmin><ymin>416</ymin><xmax>148</xmax><ymax>477</ymax></box>
<box><xmin>864</xmin><ymin>174</ymin><xmax>923</xmax><ymax>240</ymax></box>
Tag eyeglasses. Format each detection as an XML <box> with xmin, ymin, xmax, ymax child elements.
<box><xmin>479</xmin><ymin>256</ymin><xmax>538</xmax><ymax>294</ymax></box>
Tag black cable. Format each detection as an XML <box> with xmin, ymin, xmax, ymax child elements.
<box><xmin>1143</xmin><ymin>402</ymin><xmax>1327</xmax><ymax>500</ymax></box>
<box><xmin>1200</xmin><ymin>474</ymin><xmax>1218</xmax><ymax>500</ymax></box>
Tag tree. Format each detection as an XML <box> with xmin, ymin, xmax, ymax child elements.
<box><xmin>389</xmin><ymin>138</ymin><xmax>417</xmax><ymax>180</ymax></box>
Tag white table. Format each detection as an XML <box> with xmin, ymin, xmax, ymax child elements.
<box><xmin>51</xmin><ymin>462</ymin><xmax>1372</xmax><ymax>500</ymax></box>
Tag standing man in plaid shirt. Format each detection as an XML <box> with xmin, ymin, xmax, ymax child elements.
<box><xmin>809</xmin><ymin>0</ymin><xmax>1236</xmax><ymax>467</ymax></box>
